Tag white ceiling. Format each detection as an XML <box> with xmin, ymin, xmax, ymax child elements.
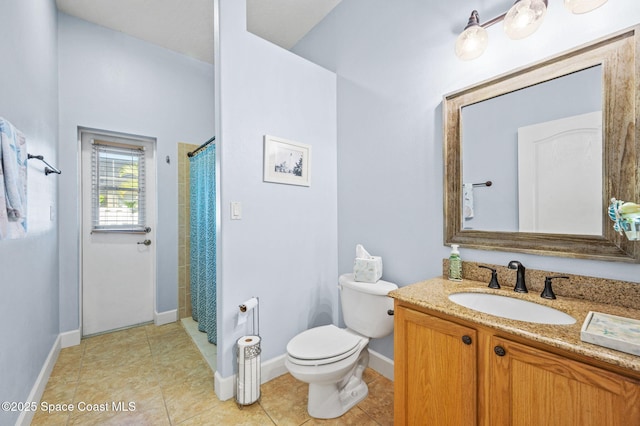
<box><xmin>55</xmin><ymin>0</ymin><xmax>342</xmax><ymax>64</ymax></box>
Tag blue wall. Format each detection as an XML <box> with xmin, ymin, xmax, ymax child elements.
<box><xmin>215</xmin><ymin>0</ymin><xmax>338</xmax><ymax>379</ymax></box>
<box><xmin>294</xmin><ymin>0</ymin><xmax>640</xmax><ymax>359</ymax></box>
<box><xmin>57</xmin><ymin>12</ymin><xmax>215</xmax><ymax>332</ymax></box>
<box><xmin>0</xmin><ymin>1</ymin><xmax>59</xmax><ymax>424</ymax></box>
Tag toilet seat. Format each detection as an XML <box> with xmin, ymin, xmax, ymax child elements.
<box><xmin>287</xmin><ymin>325</ymin><xmax>365</xmax><ymax>366</ymax></box>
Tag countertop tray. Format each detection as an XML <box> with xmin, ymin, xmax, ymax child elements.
<box><xmin>581</xmin><ymin>311</ymin><xmax>640</xmax><ymax>356</ymax></box>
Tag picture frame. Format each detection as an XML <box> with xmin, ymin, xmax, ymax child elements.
<box><xmin>263</xmin><ymin>135</ymin><xmax>311</xmax><ymax>187</ymax></box>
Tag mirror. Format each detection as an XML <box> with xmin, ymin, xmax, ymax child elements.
<box><xmin>461</xmin><ymin>65</ymin><xmax>603</xmax><ymax>235</ymax></box>
<box><xmin>444</xmin><ymin>26</ymin><xmax>640</xmax><ymax>262</ymax></box>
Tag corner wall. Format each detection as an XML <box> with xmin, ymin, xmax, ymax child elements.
<box><xmin>0</xmin><ymin>1</ymin><xmax>59</xmax><ymax>424</ymax></box>
<box><xmin>215</xmin><ymin>0</ymin><xmax>338</xmax><ymax>379</ymax></box>
<box><xmin>57</xmin><ymin>13</ymin><xmax>215</xmax><ymax>333</ymax></box>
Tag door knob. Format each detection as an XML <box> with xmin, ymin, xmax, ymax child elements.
<box><xmin>137</xmin><ymin>239</ymin><xmax>152</xmax><ymax>246</ymax></box>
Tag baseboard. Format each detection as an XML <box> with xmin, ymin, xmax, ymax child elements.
<box><xmin>261</xmin><ymin>354</ymin><xmax>287</xmax><ymax>383</ymax></box>
<box><xmin>16</xmin><ymin>335</ymin><xmax>61</xmax><ymax>426</ymax></box>
<box><xmin>214</xmin><ymin>354</ymin><xmax>288</xmax><ymax>402</ymax></box>
<box><xmin>214</xmin><ymin>370</ymin><xmax>235</xmax><ymax>401</ymax></box>
<box><xmin>368</xmin><ymin>349</ymin><xmax>394</xmax><ymax>381</ymax></box>
<box><xmin>213</xmin><ymin>351</ymin><xmax>392</xmax><ymax>402</ymax></box>
<box><xmin>60</xmin><ymin>329</ymin><xmax>81</xmax><ymax>348</ymax></box>
<box><xmin>154</xmin><ymin>309</ymin><xmax>177</xmax><ymax>326</ymax></box>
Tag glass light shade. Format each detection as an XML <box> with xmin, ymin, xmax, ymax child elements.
<box><xmin>455</xmin><ymin>25</ymin><xmax>488</xmax><ymax>60</ymax></box>
<box><xmin>564</xmin><ymin>0</ymin><xmax>608</xmax><ymax>14</ymax></box>
<box><xmin>503</xmin><ymin>0</ymin><xmax>548</xmax><ymax>40</ymax></box>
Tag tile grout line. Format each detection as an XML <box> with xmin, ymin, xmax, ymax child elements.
<box><xmin>256</xmin><ymin>400</ymin><xmax>279</xmax><ymax>425</ymax></box>
<box><xmin>65</xmin><ymin>341</ymin><xmax>87</xmax><ymax>425</ymax></box>
<box><xmin>145</xmin><ymin>326</ymin><xmax>180</xmax><ymax>426</ymax></box>
<box><xmin>63</xmin><ymin>342</ymin><xmax>86</xmax><ymax>426</ymax></box>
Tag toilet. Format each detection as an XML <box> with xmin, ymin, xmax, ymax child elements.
<box><xmin>285</xmin><ymin>273</ymin><xmax>398</xmax><ymax>419</ymax></box>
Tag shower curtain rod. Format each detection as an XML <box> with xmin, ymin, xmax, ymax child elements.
<box><xmin>187</xmin><ymin>136</ymin><xmax>215</xmax><ymax>157</ymax></box>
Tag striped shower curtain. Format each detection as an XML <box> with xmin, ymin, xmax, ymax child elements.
<box><xmin>189</xmin><ymin>143</ymin><xmax>216</xmax><ymax>344</ymax></box>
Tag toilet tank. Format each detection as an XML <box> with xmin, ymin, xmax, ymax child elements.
<box><xmin>339</xmin><ymin>273</ymin><xmax>398</xmax><ymax>338</ymax></box>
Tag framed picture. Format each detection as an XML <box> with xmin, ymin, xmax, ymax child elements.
<box><xmin>263</xmin><ymin>135</ymin><xmax>311</xmax><ymax>186</ymax></box>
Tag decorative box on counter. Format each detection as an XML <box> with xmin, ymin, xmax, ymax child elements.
<box><xmin>581</xmin><ymin>311</ymin><xmax>640</xmax><ymax>356</ymax></box>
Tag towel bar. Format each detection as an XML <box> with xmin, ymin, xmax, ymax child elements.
<box><xmin>27</xmin><ymin>153</ymin><xmax>61</xmax><ymax>175</ymax></box>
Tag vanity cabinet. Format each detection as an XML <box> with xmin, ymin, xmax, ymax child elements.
<box><xmin>394</xmin><ymin>302</ymin><xmax>640</xmax><ymax>426</ymax></box>
<box><xmin>490</xmin><ymin>336</ymin><xmax>640</xmax><ymax>425</ymax></box>
<box><xmin>394</xmin><ymin>304</ymin><xmax>477</xmax><ymax>425</ymax></box>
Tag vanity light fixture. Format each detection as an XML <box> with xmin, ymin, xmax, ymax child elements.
<box><xmin>456</xmin><ymin>0</ymin><xmax>605</xmax><ymax>60</ymax></box>
<box><xmin>564</xmin><ymin>0</ymin><xmax>608</xmax><ymax>14</ymax></box>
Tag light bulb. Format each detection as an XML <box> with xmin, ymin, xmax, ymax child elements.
<box><xmin>564</xmin><ymin>0</ymin><xmax>608</xmax><ymax>14</ymax></box>
<box><xmin>504</xmin><ymin>0</ymin><xmax>548</xmax><ymax>40</ymax></box>
<box><xmin>455</xmin><ymin>25</ymin><xmax>489</xmax><ymax>60</ymax></box>
<box><xmin>455</xmin><ymin>11</ymin><xmax>488</xmax><ymax>60</ymax></box>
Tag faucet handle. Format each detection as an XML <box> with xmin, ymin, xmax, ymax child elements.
<box><xmin>541</xmin><ymin>276</ymin><xmax>569</xmax><ymax>300</ymax></box>
<box><xmin>478</xmin><ymin>265</ymin><xmax>500</xmax><ymax>289</ymax></box>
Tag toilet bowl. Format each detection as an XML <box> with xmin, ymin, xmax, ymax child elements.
<box><xmin>285</xmin><ymin>325</ymin><xmax>370</xmax><ymax>419</ymax></box>
<box><xmin>285</xmin><ymin>274</ymin><xmax>397</xmax><ymax>419</ymax></box>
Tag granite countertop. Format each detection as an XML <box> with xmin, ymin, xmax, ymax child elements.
<box><xmin>390</xmin><ymin>277</ymin><xmax>640</xmax><ymax>374</ymax></box>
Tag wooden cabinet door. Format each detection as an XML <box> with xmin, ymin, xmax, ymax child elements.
<box><xmin>394</xmin><ymin>305</ymin><xmax>478</xmax><ymax>425</ymax></box>
<box><xmin>490</xmin><ymin>336</ymin><xmax>640</xmax><ymax>426</ymax></box>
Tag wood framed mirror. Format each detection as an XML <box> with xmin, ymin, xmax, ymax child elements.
<box><xmin>443</xmin><ymin>26</ymin><xmax>639</xmax><ymax>262</ymax></box>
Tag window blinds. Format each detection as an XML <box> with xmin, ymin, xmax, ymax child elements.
<box><xmin>91</xmin><ymin>141</ymin><xmax>147</xmax><ymax>232</ymax></box>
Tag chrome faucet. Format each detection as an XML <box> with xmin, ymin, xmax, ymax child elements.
<box><xmin>507</xmin><ymin>260</ymin><xmax>527</xmax><ymax>293</ymax></box>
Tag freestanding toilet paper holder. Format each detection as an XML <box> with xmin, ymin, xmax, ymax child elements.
<box><xmin>236</xmin><ymin>297</ymin><xmax>261</xmax><ymax>406</ymax></box>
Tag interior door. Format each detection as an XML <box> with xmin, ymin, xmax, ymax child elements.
<box><xmin>517</xmin><ymin>111</ymin><xmax>602</xmax><ymax>235</ymax></box>
<box><xmin>80</xmin><ymin>129</ymin><xmax>156</xmax><ymax>336</ymax></box>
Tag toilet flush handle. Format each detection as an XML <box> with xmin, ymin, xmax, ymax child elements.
<box><xmin>387</xmin><ymin>309</ymin><xmax>394</xmax><ymax>316</ymax></box>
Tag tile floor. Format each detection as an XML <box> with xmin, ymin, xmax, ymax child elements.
<box><xmin>31</xmin><ymin>322</ymin><xmax>394</xmax><ymax>425</ymax></box>
<box><xmin>181</xmin><ymin>318</ymin><xmax>217</xmax><ymax>372</ymax></box>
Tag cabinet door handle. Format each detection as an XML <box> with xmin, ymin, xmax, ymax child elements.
<box><xmin>494</xmin><ymin>346</ymin><xmax>506</xmax><ymax>357</ymax></box>
<box><xmin>462</xmin><ymin>335</ymin><xmax>472</xmax><ymax>345</ymax></box>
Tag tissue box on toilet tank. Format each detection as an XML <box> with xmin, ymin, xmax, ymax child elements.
<box><xmin>353</xmin><ymin>256</ymin><xmax>383</xmax><ymax>283</ymax></box>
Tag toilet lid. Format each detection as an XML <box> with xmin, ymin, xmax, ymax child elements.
<box><xmin>287</xmin><ymin>324</ymin><xmax>363</xmax><ymax>361</ymax></box>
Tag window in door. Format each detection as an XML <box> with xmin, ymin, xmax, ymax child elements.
<box><xmin>91</xmin><ymin>141</ymin><xmax>148</xmax><ymax>232</ymax></box>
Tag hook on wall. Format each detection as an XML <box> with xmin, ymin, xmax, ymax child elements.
<box><xmin>27</xmin><ymin>153</ymin><xmax>61</xmax><ymax>175</ymax></box>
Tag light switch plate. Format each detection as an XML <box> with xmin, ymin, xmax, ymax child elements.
<box><xmin>231</xmin><ymin>201</ymin><xmax>242</xmax><ymax>220</ymax></box>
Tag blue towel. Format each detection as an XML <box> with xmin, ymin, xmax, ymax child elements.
<box><xmin>0</xmin><ymin>117</ymin><xmax>27</xmax><ymax>239</ymax></box>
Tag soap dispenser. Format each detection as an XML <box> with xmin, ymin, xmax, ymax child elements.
<box><xmin>448</xmin><ymin>244</ymin><xmax>463</xmax><ymax>282</ymax></box>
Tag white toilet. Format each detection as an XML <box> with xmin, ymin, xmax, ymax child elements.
<box><xmin>285</xmin><ymin>273</ymin><xmax>398</xmax><ymax>419</ymax></box>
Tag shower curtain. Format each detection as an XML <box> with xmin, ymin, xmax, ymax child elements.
<box><xmin>189</xmin><ymin>143</ymin><xmax>217</xmax><ymax>344</ymax></box>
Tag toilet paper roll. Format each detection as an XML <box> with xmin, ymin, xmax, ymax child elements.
<box><xmin>236</xmin><ymin>335</ymin><xmax>261</xmax><ymax>405</ymax></box>
<box><xmin>237</xmin><ymin>297</ymin><xmax>258</xmax><ymax>326</ymax></box>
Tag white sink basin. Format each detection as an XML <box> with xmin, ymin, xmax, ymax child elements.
<box><xmin>448</xmin><ymin>292</ymin><xmax>576</xmax><ymax>325</ymax></box>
